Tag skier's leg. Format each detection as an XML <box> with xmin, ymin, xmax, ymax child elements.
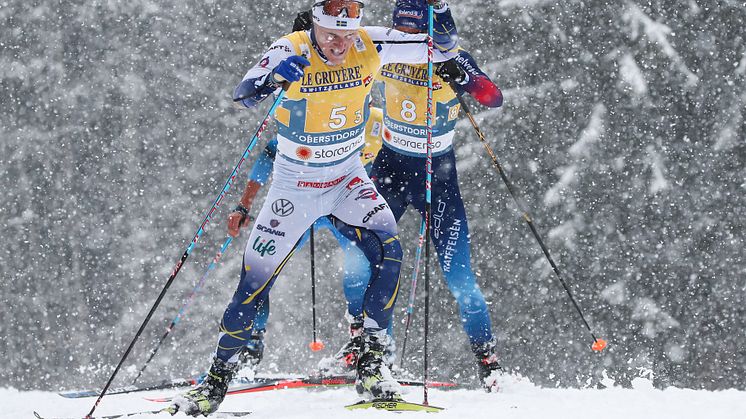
<box><xmin>314</xmin><ymin>216</ymin><xmax>371</xmax><ymax>373</ymax></box>
<box><xmin>423</xmin><ymin>152</ymin><xmax>501</xmax><ymax>388</ymax></box>
<box><xmin>322</xmin><ymin>216</ymin><xmax>371</xmax><ymax>319</ymax></box>
<box><xmin>331</xmin><ymin>170</ymin><xmax>403</xmax><ymax>399</ymax></box>
<box><xmin>172</xmin><ymin>186</ymin><xmax>316</xmax><ymax>416</ymax></box>
<box><xmin>237</xmin><ymin>297</ymin><xmax>268</xmax><ymax>372</ymax></box>
<box><xmin>368</xmin><ymin>146</ymin><xmax>410</xmax><ymax>332</ymax></box>
<box><xmin>217</xmin><ymin>193</ymin><xmax>317</xmax><ymax>364</ymax></box>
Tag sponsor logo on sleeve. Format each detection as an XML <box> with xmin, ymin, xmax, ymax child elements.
<box><xmin>268</xmin><ymin>44</ymin><xmax>292</xmax><ymax>53</ymax></box>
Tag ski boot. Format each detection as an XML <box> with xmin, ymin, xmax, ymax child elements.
<box><xmin>237</xmin><ymin>329</ymin><xmax>265</xmax><ymax>377</ymax></box>
<box><xmin>170</xmin><ymin>357</ymin><xmax>238</xmax><ymax>417</ymax></box>
<box><xmin>318</xmin><ymin>319</ymin><xmax>363</xmax><ymax>374</ymax></box>
<box><xmin>356</xmin><ymin>332</ymin><xmax>402</xmax><ymax>400</ymax></box>
<box><xmin>473</xmin><ymin>338</ymin><xmax>503</xmax><ymax>392</ymax></box>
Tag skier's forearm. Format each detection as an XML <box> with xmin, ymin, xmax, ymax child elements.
<box><xmin>248</xmin><ymin>139</ymin><xmax>277</xmax><ymax>185</ymax></box>
<box><xmin>238</xmin><ymin>179</ymin><xmax>263</xmax><ymax>209</ymax></box>
<box><xmin>461</xmin><ymin>76</ymin><xmax>503</xmax><ymax>108</ymax></box>
<box><xmin>455</xmin><ymin>50</ymin><xmax>503</xmax><ymax>108</ymax></box>
<box><xmin>234</xmin><ymin>38</ymin><xmax>295</xmax><ymax>108</ymax></box>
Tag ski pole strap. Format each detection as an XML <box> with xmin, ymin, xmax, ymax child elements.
<box><xmin>234</xmin><ymin>204</ymin><xmax>250</xmax><ymax>224</ymax></box>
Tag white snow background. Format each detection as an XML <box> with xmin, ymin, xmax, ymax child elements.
<box><xmin>6</xmin><ymin>373</ymin><xmax>745</xmax><ymax>419</ymax></box>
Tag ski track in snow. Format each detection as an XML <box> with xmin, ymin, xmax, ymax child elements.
<box><xmin>5</xmin><ymin>378</ymin><xmax>745</xmax><ymax>419</ymax></box>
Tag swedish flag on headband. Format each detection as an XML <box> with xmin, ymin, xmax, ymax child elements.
<box><xmin>336</xmin><ymin>20</ymin><xmax>348</xmax><ymax>27</ymax></box>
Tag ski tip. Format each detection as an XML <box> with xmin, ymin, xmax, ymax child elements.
<box><xmin>33</xmin><ymin>412</ymin><xmax>43</xmax><ymax>419</ymax></box>
<box><xmin>161</xmin><ymin>406</ymin><xmax>179</xmax><ymax>415</ymax></box>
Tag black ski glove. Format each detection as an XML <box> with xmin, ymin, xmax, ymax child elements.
<box><xmin>436</xmin><ymin>58</ymin><xmax>467</xmax><ymax>84</ymax></box>
<box><xmin>293</xmin><ymin>11</ymin><xmax>312</xmax><ymax>32</ymax></box>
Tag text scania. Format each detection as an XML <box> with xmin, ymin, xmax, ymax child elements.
<box><xmin>302</xmin><ymin>66</ymin><xmax>363</xmax><ymax>87</ymax></box>
<box><xmin>362</xmin><ymin>203</ymin><xmax>388</xmax><ymax>223</ymax></box>
<box><xmin>256</xmin><ymin>224</ymin><xmax>285</xmax><ymax>237</ymax></box>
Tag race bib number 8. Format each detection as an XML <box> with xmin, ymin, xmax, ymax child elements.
<box><xmin>400</xmin><ymin>100</ymin><xmax>417</xmax><ymax>122</ymax></box>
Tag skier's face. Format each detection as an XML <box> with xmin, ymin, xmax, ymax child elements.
<box><xmin>313</xmin><ymin>24</ymin><xmax>358</xmax><ymax>65</ymax></box>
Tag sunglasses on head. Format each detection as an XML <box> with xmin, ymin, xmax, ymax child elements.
<box><xmin>314</xmin><ymin>0</ymin><xmax>364</xmax><ymax>19</ymax></box>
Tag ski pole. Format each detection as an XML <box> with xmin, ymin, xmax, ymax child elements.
<box><xmin>85</xmin><ymin>89</ymin><xmax>288</xmax><ymax>419</ymax></box>
<box><xmin>308</xmin><ymin>225</ymin><xmax>324</xmax><ymax>351</ymax></box>
<box><xmin>398</xmin><ymin>219</ymin><xmax>426</xmax><ymax>369</ymax></box>
<box><xmin>422</xmin><ymin>2</ymin><xmax>435</xmax><ymax>406</ymax></box>
<box><xmin>131</xmin><ymin>235</ymin><xmax>234</xmax><ymax>385</ymax></box>
<box><xmin>452</xmin><ymin>87</ymin><xmax>607</xmax><ymax>352</ymax></box>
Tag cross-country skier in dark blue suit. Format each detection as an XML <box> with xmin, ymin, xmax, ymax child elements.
<box><xmin>364</xmin><ymin>0</ymin><xmax>505</xmax><ymax>390</ymax></box>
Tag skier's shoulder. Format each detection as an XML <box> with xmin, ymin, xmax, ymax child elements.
<box><xmin>362</xmin><ymin>26</ymin><xmax>423</xmax><ymax>43</ymax></box>
<box><xmin>272</xmin><ymin>33</ymin><xmax>305</xmax><ymax>54</ymax></box>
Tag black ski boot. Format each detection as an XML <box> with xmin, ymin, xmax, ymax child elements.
<box><xmin>356</xmin><ymin>333</ymin><xmax>401</xmax><ymax>400</ymax></box>
<box><xmin>336</xmin><ymin>319</ymin><xmax>364</xmax><ymax>370</ymax></box>
<box><xmin>171</xmin><ymin>357</ymin><xmax>238</xmax><ymax>417</ymax></box>
<box><xmin>318</xmin><ymin>318</ymin><xmax>363</xmax><ymax>374</ymax></box>
<box><xmin>472</xmin><ymin>338</ymin><xmax>503</xmax><ymax>392</ymax></box>
<box><xmin>238</xmin><ymin>329</ymin><xmax>265</xmax><ymax>373</ymax></box>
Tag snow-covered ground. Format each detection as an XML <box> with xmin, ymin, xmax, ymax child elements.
<box><xmin>6</xmin><ymin>376</ymin><xmax>745</xmax><ymax>419</ymax></box>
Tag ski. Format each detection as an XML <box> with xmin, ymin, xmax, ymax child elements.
<box><xmin>145</xmin><ymin>374</ymin><xmax>458</xmax><ymax>402</ymax></box>
<box><xmin>345</xmin><ymin>398</ymin><xmax>444</xmax><ymax>412</ymax></box>
<box><xmin>34</xmin><ymin>409</ymin><xmax>251</xmax><ymax>418</ymax></box>
<box><xmin>58</xmin><ymin>378</ymin><xmax>197</xmax><ymax>398</ymax></box>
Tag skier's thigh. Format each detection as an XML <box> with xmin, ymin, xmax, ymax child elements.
<box><xmin>333</xmin><ymin>176</ymin><xmax>397</xmax><ymax>234</ymax></box>
<box><xmin>242</xmin><ymin>192</ymin><xmax>316</xmax><ymax>276</ymax></box>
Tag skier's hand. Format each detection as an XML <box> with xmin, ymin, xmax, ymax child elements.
<box><xmin>292</xmin><ymin>11</ymin><xmax>312</xmax><ymax>32</ymax></box>
<box><xmin>436</xmin><ymin>59</ymin><xmax>467</xmax><ymax>84</ymax></box>
<box><xmin>227</xmin><ymin>204</ymin><xmax>253</xmax><ymax>238</ymax></box>
<box><xmin>271</xmin><ymin>55</ymin><xmax>310</xmax><ymax>84</ymax></box>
